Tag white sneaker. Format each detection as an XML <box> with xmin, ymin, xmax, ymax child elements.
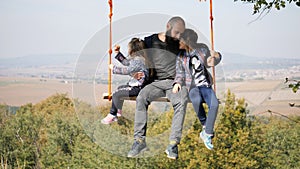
<box><xmin>101</xmin><ymin>114</ymin><xmax>117</xmax><ymax>124</ymax></box>
<box><xmin>117</xmin><ymin>109</ymin><xmax>122</xmax><ymax>117</ymax></box>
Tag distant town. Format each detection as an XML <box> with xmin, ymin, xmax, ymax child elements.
<box><xmin>0</xmin><ymin>53</ymin><xmax>299</xmax><ymax>83</ymax></box>
<box><xmin>223</xmin><ymin>65</ymin><xmax>300</xmax><ymax>82</ymax></box>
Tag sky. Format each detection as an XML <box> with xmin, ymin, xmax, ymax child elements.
<box><xmin>0</xmin><ymin>0</ymin><xmax>299</xmax><ymax>59</ymax></box>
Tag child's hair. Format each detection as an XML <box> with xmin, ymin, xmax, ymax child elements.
<box><xmin>128</xmin><ymin>38</ymin><xmax>146</xmax><ymax>58</ymax></box>
<box><xmin>181</xmin><ymin>28</ymin><xmax>198</xmax><ymax>49</ymax></box>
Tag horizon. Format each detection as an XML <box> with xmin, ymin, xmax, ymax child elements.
<box><xmin>1</xmin><ymin>51</ymin><xmax>300</xmax><ymax>61</ymax></box>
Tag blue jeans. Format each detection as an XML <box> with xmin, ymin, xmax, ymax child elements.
<box><xmin>189</xmin><ymin>86</ymin><xmax>219</xmax><ymax>135</ymax></box>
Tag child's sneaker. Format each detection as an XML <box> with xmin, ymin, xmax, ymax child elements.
<box><xmin>117</xmin><ymin>109</ymin><xmax>122</xmax><ymax>117</ymax></box>
<box><xmin>101</xmin><ymin>114</ymin><xmax>117</xmax><ymax>124</ymax></box>
<box><xmin>200</xmin><ymin>131</ymin><xmax>213</xmax><ymax>150</ymax></box>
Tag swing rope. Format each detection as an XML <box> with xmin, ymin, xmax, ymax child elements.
<box><xmin>199</xmin><ymin>0</ymin><xmax>217</xmax><ymax>92</ymax></box>
<box><xmin>107</xmin><ymin>0</ymin><xmax>113</xmax><ymax>100</ymax></box>
<box><xmin>209</xmin><ymin>0</ymin><xmax>216</xmax><ymax>92</ymax></box>
<box><xmin>104</xmin><ymin>1</ymin><xmax>217</xmax><ymax>101</ymax></box>
<box><xmin>103</xmin><ymin>0</ymin><xmax>170</xmax><ymax>102</ymax></box>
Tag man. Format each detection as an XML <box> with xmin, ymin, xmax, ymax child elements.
<box><xmin>127</xmin><ymin>16</ymin><xmax>188</xmax><ymax>160</ymax></box>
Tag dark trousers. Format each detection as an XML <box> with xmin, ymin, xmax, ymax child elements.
<box><xmin>109</xmin><ymin>85</ymin><xmax>141</xmax><ymax>116</ymax></box>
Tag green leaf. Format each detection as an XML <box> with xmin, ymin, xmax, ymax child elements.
<box><xmin>292</xmin><ymin>86</ymin><xmax>298</xmax><ymax>93</ymax></box>
<box><xmin>288</xmin><ymin>84</ymin><xmax>294</xmax><ymax>88</ymax></box>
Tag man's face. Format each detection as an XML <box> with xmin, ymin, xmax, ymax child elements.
<box><xmin>167</xmin><ymin>22</ymin><xmax>185</xmax><ymax>40</ymax></box>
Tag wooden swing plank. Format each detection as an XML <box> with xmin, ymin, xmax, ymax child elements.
<box><xmin>102</xmin><ymin>93</ymin><xmax>170</xmax><ymax>102</ymax></box>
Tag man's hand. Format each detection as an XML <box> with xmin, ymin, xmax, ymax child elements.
<box><xmin>133</xmin><ymin>72</ymin><xmax>145</xmax><ymax>80</ymax></box>
<box><xmin>172</xmin><ymin>83</ymin><xmax>181</xmax><ymax>93</ymax></box>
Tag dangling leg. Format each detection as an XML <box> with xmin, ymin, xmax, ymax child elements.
<box><xmin>189</xmin><ymin>87</ymin><xmax>207</xmax><ymax>127</ymax></box>
<box><xmin>199</xmin><ymin>86</ymin><xmax>219</xmax><ymax>150</ymax></box>
<box><xmin>128</xmin><ymin>82</ymin><xmax>164</xmax><ymax>157</ymax></box>
<box><xmin>166</xmin><ymin>80</ymin><xmax>189</xmax><ymax>159</ymax></box>
<box><xmin>200</xmin><ymin>87</ymin><xmax>218</xmax><ymax>135</ymax></box>
<box><xmin>102</xmin><ymin>85</ymin><xmax>133</xmax><ymax>124</ymax></box>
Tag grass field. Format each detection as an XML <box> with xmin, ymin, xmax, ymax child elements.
<box><xmin>0</xmin><ymin>77</ymin><xmax>299</xmax><ymax>116</ymax></box>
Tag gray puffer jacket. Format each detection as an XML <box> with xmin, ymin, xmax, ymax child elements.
<box><xmin>113</xmin><ymin>52</ymin><xmax>149</xmax><ymax>87</ymax></box>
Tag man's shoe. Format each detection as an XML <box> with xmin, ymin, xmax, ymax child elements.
<box><xmin>165</xmin><ymin>144</ymin><xmax>178</xmax><ymax>160</ymax></box>
<box><xmin>127</xmin><ymin>139</ymin><xmax>148</xmax><ymax>158</ymax></box>
<box><xmin>200</xmin><ymin>131</ymin><xmax>213</xmax><ymax>150</ymax></box>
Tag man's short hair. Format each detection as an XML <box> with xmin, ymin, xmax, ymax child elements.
<box><xmin>168</xmin><ymin>16</ymin><xmax>185</xmax><ymax>27</ymax></box>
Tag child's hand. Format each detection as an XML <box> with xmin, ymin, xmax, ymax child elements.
<box><xmin>207</xmin><ymin>50</ymin><xmax>221</xmax><ymax>67</ymax></box>
<box><xmin>133</xmin><ymin>72</ymin><xmax>144</xmax><ymax>80</ymax></box>
<box><xmin>109</xmin><ymin>64</ymin><xmax>114</xmax><ymax>70</ymax></box>
<box><xmin>210</xmin><ymin>50</ymin><xmax>218</xmax><ymax>57</ymax></box>
<box><xmin>173</xmin><ymin>83</ymin><xmax>181</xmax><ymax>93</ymax></box>
<box><xmin>207</xmin><ymin>56</ymin><xmax>215</xmax><ymax>67</ymax></box>
<box><xmin>114</xmin><ymin>45</ymin><xmax>120</xmax><ymax>53</ymax></box>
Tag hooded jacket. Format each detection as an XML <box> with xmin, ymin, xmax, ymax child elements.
<box><xmin>174</xmin><ymin>44</ymin><xmax>218</xmax><ymax>91</ymax></box>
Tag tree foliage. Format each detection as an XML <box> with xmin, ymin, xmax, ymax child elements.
<box><xmin>177</xmin><ymin>90</ymin><xmax>268</xmax><ymax>168</ymax></box>
<box><xmin>0</xmin><ymin>93</ymin><xmax>299</xmax><ymax>168</ymax></box>
<box><xmin>285</xmin><ymin>77</ymin><xmax>299</xmax><ymax>93</ymax></box>
<box><xmin>260</xmin><ymin>116</ymin><xmax>300</xmax><ymax>168</ymax></box>
<box><xmin>234</xmin><ymin>0</ymin><xmax>300</xmax><ymax>16</ymax></box>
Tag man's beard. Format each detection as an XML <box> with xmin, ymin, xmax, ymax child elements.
<box><xmin>165</xmin><ymin>30</ymin><xmax>179</xmax><ymax>46</ymax></box>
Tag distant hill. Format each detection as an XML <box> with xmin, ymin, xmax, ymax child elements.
<box><xmin>0</xmin><ymin>52</ymin><xmax>299</xmax><ymax>73</ymax></box>
<box><xmin>221</xmin><ymin>53</ymin><xmax>300</xmax><ymax>71</ymax></box>
<box><xmin>0</xmin><ymin>54</ymin><xmax>78</xmax><ymax>69</ymax></box>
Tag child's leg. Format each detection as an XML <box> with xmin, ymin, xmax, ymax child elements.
<box><xmin>189</xmin><ymin>87</ymin><xmax>207</xmax><ymax>126</ymax></box>
<box><xmin>200</xmin><ymin>87</ymin><xmax>219</xmax><ymax>135</ymax></box>
<box><xmin>110</xmin><ymin>85</ymin><xmax>130</xmax><ymax>116</ymax></box>
<box><xmin>116</xmin><ymin>85</ymin><xmax>129</xmax><ymax>109</ymax></box>
<box><xmin>110</xmin><ymin>85</ymin><xmax>141</xmax><ymax>116</ymax></box>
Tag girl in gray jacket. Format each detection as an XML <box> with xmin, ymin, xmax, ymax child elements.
<box><xmin>101</xmin><ymin>38</ymin><xmax>149</xmax><ymax>124</ymax></box>
<box><xmin>173</xmin><ymin>29</ymin><xmax>221</xmax><ymax>150</ymax></box>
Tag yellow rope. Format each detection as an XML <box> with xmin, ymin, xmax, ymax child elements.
<box><xmin>108</xmin><ymin>0</ymin><xmax>113</xmax><ymax>100</ymax></box>
<box><xmin>209</xmin><ymin>0</ymin><xmax>216</xmax><ymax>92</ymax></box>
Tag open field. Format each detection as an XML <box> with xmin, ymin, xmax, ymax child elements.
<box><xmin>225</xmin><ymin>80</ymin><xmax>300</xmax><ymax>116</ymax></box>
<box><xmin>0</xmin><ymin>77</ymin><xmax>73</xmax><ymax>106</ymax></box>
<box><xmin>0</xmin><ymin>77</ymin><xmax>112</xmax><ymax>106</ymax></box>
<box><xmin>0</xmin><ymin>77</ymin><xmax>299</xmax><ymax>116</ymax></box>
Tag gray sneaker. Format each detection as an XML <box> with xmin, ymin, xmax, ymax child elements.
<box><xmin>127</xmin><ymin>139</ymin><xmax>148</xmax><ymax>158</ymax></box>
<box><xmin>165</xmin><ymin>144</ymin><xmax>178</xmax><ymax>160</ymax></box>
